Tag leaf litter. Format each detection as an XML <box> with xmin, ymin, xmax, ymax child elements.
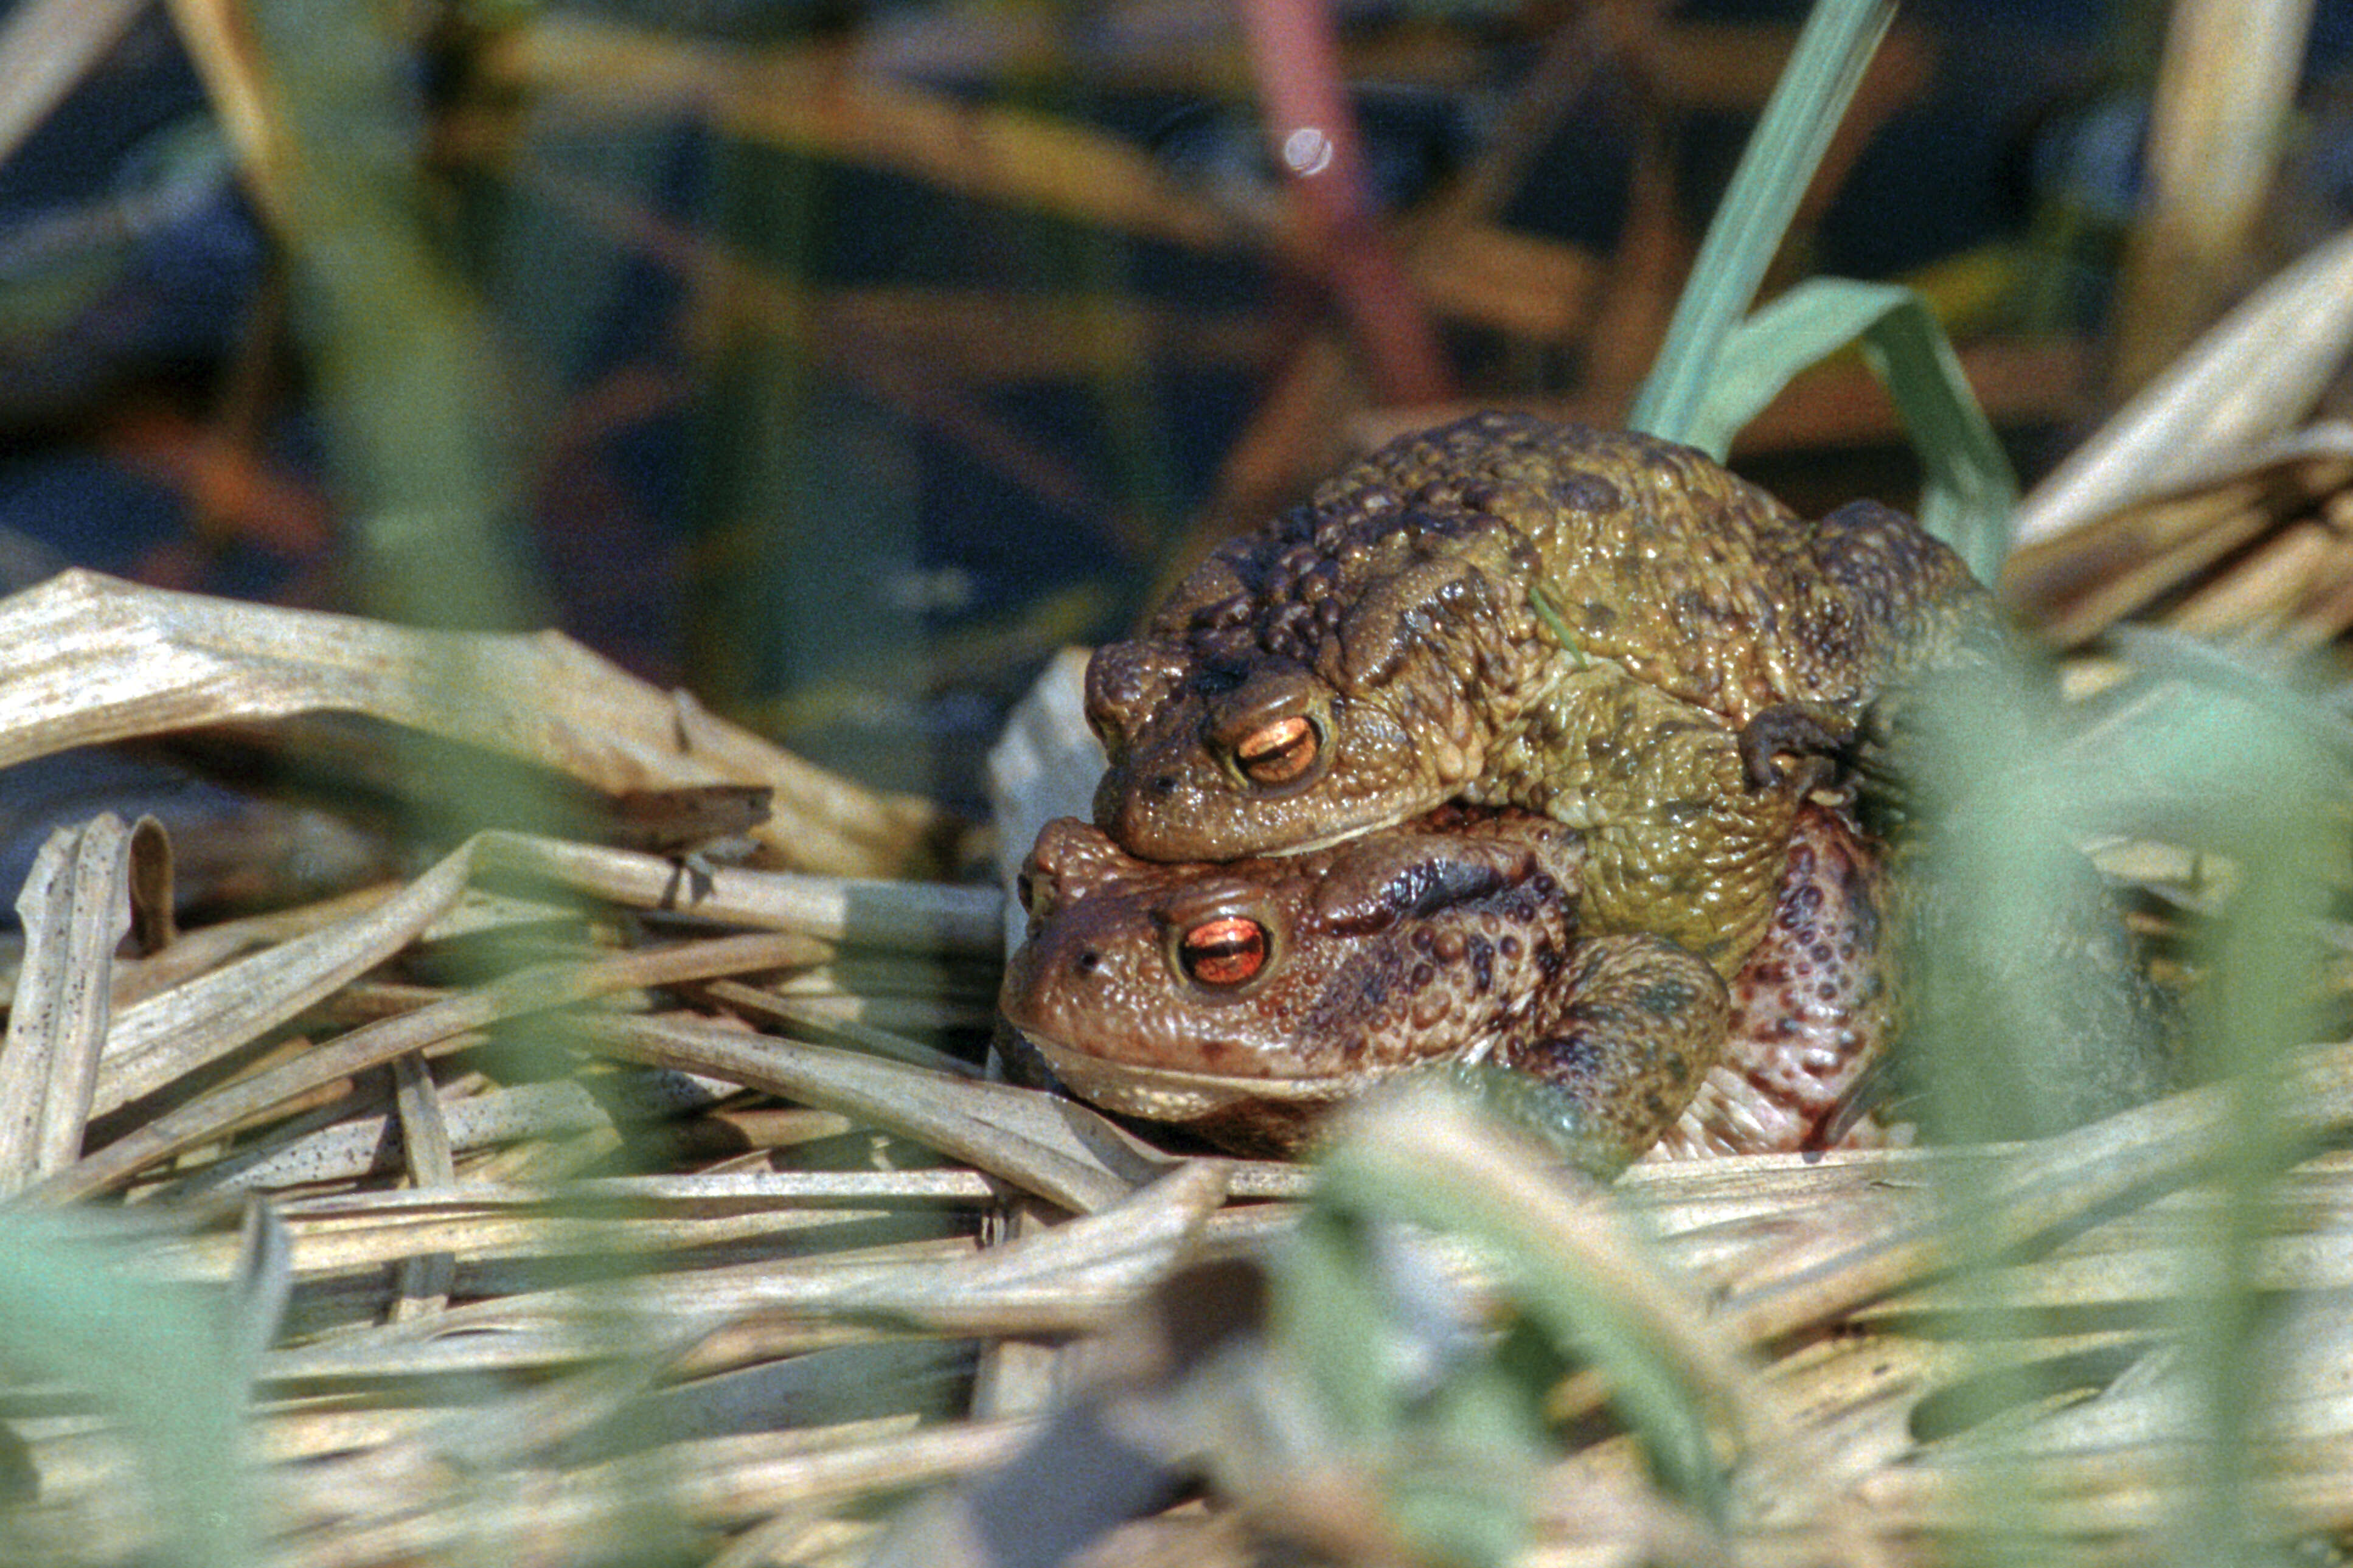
<box><xmin>1</xmin><ymin>538</ymin><xmax>2352</xmax><ymax>1568</ymax></box>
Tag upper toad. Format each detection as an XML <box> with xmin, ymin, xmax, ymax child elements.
<box><xmin>1086</xmin><ymin>412</ymin><xmax>1995</xmax><ymax>970</ymax></box>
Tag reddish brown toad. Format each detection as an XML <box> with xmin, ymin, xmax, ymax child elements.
<box><xmin>1000</xmin><ymin>802</ymin><xmax>1891</xmax><ymax>1171</ymax></box>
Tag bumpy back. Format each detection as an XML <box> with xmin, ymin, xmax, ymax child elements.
<box><xmin>1285</xmin><ymin>413</ymin><xmax>1995</xmax><ymax>726</ymax></box>
<box><xmin>1084</xmin><ymin>412</ymin><xmax>2000</xmax><ymax>862</ymax></box>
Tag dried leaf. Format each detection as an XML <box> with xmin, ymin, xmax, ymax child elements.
<box><xmin>573</xmin><ymin>1011</ymin><xmax>1176</xmax><ymax>1214</ymax></box>
<box><xmin>0</xmin><ymin>569</ymin><xmax>945</xmax><ymax>877</ymax></box>
<box><xmin>94</xmin><ymin>843</ymin><xmax>476</xmax><ymax>1117</ymax></box>
<box><xmin>32</xmin><ymin>926</ymin><xmax>832</xmax><ymax>1204</ymax></box>
<box><xmin>476</xmin><ymin>831</ymin><xmax>999</xmax><ymax>956</ymax></box>
<box><xmin>0</xmin><ymin>0</ymin><xmax>147</xmax><ymax>170</ymax></box>
<box><xmin>387</xmin><ymin>1052</ymin><xmax>456</xmax><ymax>1320</ymax></box>
<box><xmin>2016</xmin><ymin>227</ymin><xmax>2353</xmax><ymax>548</ymax></box>
<box><xmin>0</xmin><ymin>815</ymin><xmax>170</xmax><ymax>1190</ymax></box>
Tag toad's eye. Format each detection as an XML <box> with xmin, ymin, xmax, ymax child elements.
<box><xmin>1180</xmin><ymin>916</ymin><xmax>1268</xmax><ymax>987</ymax></box>
<box><xmin>1236</xmin><ymin>715</ymin><xmax>1317</xmax><ymax>785</ymax></box>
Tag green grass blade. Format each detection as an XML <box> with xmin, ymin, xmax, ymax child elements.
<box><xmin>1297</xmin><ymin>1094</ymin><xmax>1740</xmax><ymax>1530</ymax></box>
<box><xmin>1689</xmin><ymin>279</ymin><xmax>2018</xmax><ymax>580</ymax></box>
<box><xmin>1625</xmin><ymin>0</ymin><xmax>1894</xmax><ymax>442</ymax></box>
<box><xmin>1900</xmin><ymin>636</ymin><xmax>2345</xmax><ymax>1567</ymax></box>
<box><xmin>0</xmin><ymin>1211</ymin><xmax>255</xmax><ymax>1568</ymax></box>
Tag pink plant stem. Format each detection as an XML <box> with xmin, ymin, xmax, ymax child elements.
<box><xmin>1237</xmin><ymin>0</ymin><xmax>1452</xmax><ymax>406</ymax></box>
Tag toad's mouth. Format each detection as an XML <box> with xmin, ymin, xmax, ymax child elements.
<box><xmin>1256</xmin><ymin>819</ymin><xmax>1382</xmax><ymax>857</ymax></box>
<box><xmin>1252</xmin><ymin>794</ymin><xmax>1601</xmax><ymax>861</ymax></box>
<box><xmin>1012</xmin><ymin>1030</ymin><xmax>1391</xmax><ymax>1123</ymax></box>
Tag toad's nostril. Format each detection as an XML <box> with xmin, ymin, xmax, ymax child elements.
<box><xmin>1075</xmin><ymin>949</ymin><xmax>1100</xmax><ymax>976</ymax></box>
<box><xmin>1151</xmin><ymin>774</ymin><xmax>1179</xmax><ymax>796</ymax></box>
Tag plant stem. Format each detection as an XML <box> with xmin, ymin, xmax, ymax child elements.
<box><xmin>1625</xmin><ymin>0</ymin><xmax>1894</xmax><ymax>442</ymax></box>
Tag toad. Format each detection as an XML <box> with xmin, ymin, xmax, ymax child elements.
<box><xmin>999</xmin><ymin>802</ymin><xmax>1891</xmax><ymax>1171</ymax></box>
<box><xmin>1086</xmin><ymin>413</ymin><xmax>1995</xmax><ymax>971</ymax></box>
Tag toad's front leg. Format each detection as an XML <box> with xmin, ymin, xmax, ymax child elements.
<box><xmin>1495</xmin><ymin>670</ymin><xmax>1805</xmax><ymax>976</ymax></box>
<box><xmin>1450</xmin><ymin>930</ymin><xmax>1728</xmax><ymax>1176</ymax></box>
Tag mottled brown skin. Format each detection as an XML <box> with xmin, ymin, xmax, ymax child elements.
<box><xmin>1000</xmin><ymin>803</ymin><xmax>1891</xmax><ymax>1171</ymax></box>
<box><xmin>1649</xmin><ymin>805</ymin><xmax>1895</xmax><ymax>1159</ymax></box>
<box><xmin>1087</xmin><ymin>412</ymin><xmax>1995</xmax><ymax>971</ymax></box>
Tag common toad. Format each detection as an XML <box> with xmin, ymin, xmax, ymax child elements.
<box><xmin>999</xmin><ymin>801</ymin><xmax>1891</xmax><ymax>1170</ymax></box>
<box><xmin>1086</xmin><ymin>413</ymin><xmax>1993</xmax><ymax>971</ymax></box>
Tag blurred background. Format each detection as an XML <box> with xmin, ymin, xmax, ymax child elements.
<box><xmin>1</xmin><ymin>0</ymin><xmax>2344</xmax><ymax>828</ymax></box>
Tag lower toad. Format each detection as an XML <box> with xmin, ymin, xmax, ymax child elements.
<box><xmin>1000</xmin><ymin>802</ymin><xmax>1892</xmax><ymax>1171</ymax></box>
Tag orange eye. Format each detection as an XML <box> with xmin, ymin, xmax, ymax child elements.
<box><xmin>1236</xmin><ymin>715</ymin><xmax>1317</xmax><ymax>785</ymax></box>
<box><xmin>1180</xmin><ymin>916</ymin><xmax>1269</xmax><ymax>986</ymax></box>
